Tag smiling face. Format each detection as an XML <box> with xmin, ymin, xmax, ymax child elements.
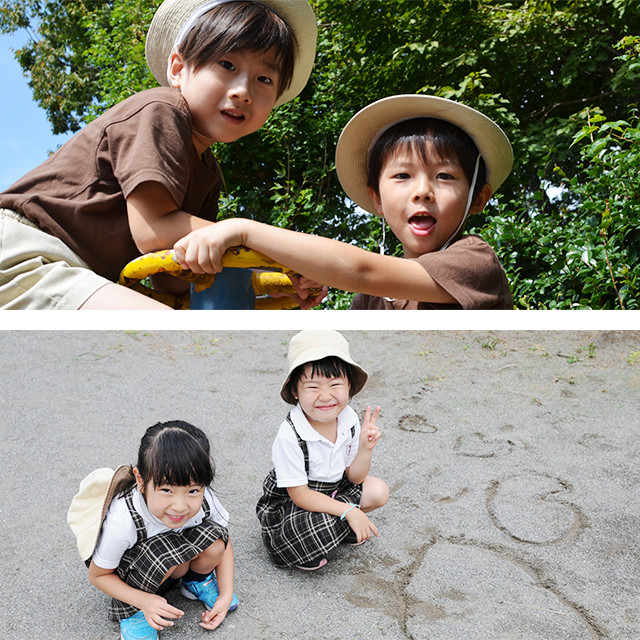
<box><xmin>169</xmin><ymin>47</ymin><xmax>280</xmax><ymax>153</ymax></box>
<box><xmin>136</xmin><ymin>472</ymin><xmax>205</xmax><ymax>529</ymax></box>
<box><xmin>294</xmin><ymin>366</ymin><xmax>351</xmax><ymax>432</ymax></box>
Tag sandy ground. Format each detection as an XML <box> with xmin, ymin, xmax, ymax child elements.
<box><xmin>1</xmin><ymin>330</ymin><xmax>639</xmax><ymax>640</ymax></box>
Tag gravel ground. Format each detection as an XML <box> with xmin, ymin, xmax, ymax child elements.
<box><xmin>1</xmin><ymin>330</ymin><xmax>639</xmax><ymax>640</ymax></box>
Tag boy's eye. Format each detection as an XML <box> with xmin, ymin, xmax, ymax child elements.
<box><xmin>220</xmin><ymin>60</ymin><xmax>236</xmax><ymax>71</ymax></box>
<box><xmin>258</xmin><ymin>75</ymin><xmax>273</xmax><ymax>85</ymax></box>
<box><xmin>393</xmin><ymin>172</ymin><xmax>411</xmax><ymax>180</ymax></box>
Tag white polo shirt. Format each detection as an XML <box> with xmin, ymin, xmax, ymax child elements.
<box><xmin>92</xmin><ymin>486</ymin><xmax>229</xmax><ymax>570</ymax></box>
<box><xmin>272</xmin><ymin>403</ymin><xmax>360</xmax><ymax>487</ymax></box>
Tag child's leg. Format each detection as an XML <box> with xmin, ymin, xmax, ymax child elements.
<box><xmin>359</xmin><ymin>475</ymin><xmax>389</xmax><ymax>513</ymax></box>
<box><xmin>79</xmin><ymin>283</ymin><xmax>173</xmax><ymax>309</ymax></box>
<box><xmin>180</xmin><ymin>539</ymin><xmax>238</xmax><ymax>619</ymax></box>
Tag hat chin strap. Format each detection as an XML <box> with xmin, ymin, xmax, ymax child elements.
<box><xmin>439</xmin><ymin>154</ymin><xmax>481</xmax><ymax>252</ymax></box>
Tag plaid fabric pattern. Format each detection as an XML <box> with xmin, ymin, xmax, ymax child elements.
<box><xmin>256</xmin><ymin>414</ymin><xmax>362</xmax><ymax>567</ymax></box>
<box><xmin>108</xmin><ymin>490</ymin><xmax>228</xmax><ymax>621</ymax></box>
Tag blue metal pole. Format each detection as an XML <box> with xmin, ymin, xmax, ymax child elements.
<box><xmin>189</xmin><ymin>268</ymin><xmax>255</xmax><ymax>309</ymax></box>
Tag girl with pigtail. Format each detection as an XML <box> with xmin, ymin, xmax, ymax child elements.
<box><xmin>88</xmin><ymin>420</ymin><xmax>237</xmax><ymax>639</ymax></box>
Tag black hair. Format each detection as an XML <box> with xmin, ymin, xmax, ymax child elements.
<box><xmin>367</xmin><ymin>117</ymin><xmax>487</xmax><ymax>199</ymax></box>
<box><xmin>179</xmin><ymin>1</ymin><xmax>298</xmax><ymax>98</ymax></box>
<box><xmin>114</xmin><ymin>421</ymin><xmax>215</xmax><ymax>496</ymax></box>
<box><xmin>286</xmin><ymin>355</ymin><xmax>359</xmax><ymax>401</ymax></box>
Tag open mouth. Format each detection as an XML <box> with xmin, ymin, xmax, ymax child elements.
<box><xmin>409</xmin><ymin>213</ymin><xmax>436</xmax><ymax>235</ymax></box>
<box><xmin>221</xmin><ymin>109</ymin><xmax>245</xmax><ymax>122</ymax></box>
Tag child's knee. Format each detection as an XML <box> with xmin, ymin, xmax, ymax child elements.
<box><xmin>199</xmin><ymin>537</ymin><xmax>226</xmax><ymax>563</ymax></box>
<box><xmin>362</xmin><ymin>476</ymin><xmax>389</xmax><ymax>510</ymax></box>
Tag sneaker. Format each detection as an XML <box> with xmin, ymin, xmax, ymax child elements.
<box><xmin>180</xmin><ymin>572</ymin><xmax>239</xmax><ymax>612</ymax></box>
<box><xmin>343</xmin><ymin>530</ymin><xmax>366</xmax><ymax>546</ymax></box>
<box><xmin>295</xmin><ymin>557</ymin><xmax>328</xmax><ymax>571</ymax></box>
<box><xmin>120</xmin><ymin>611</ymin><xmax>157</xmax><ymax>640</ymax></box>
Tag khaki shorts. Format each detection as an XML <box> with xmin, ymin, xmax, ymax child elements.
<box><xmin>0</xmin><ymin>208</ymin><xmax>111</xmax><ymax>309</ymax></box>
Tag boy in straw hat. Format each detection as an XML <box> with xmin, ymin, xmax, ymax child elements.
<box><xmin>0</xmin><ymin>0</ymin><xmax>317</xmax><ymax>309</ymax></box>
<box><xmin>175</xmin><ymin>94</ymin><xmax>514</xmax><ymax>309</ymax></box>
<box><xmin>257</xmin><ymin>330</ymin><xmax>388</xmax><ymax>570</ymax></box>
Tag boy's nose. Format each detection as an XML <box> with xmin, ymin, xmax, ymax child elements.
<box><xmin>230</xmin><ymin>77</ymin><xmax>252</xmax><ymax>103</ymax></box>
<box><xmin>412</xmin><ymin>178</ymin><xmax>433</xmax><ymax>201</ymax></box>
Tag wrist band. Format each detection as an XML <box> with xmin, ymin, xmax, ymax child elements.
<box><xmin>340</xmin><ymin>504</ymin><xmax>356</xmax><ymax>520</ymax></box>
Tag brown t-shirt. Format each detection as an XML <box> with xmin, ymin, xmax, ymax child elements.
<box><xmin>0</xmin><ymin>87</ymin><xmax>223</xmax><ymax>281</ymax></box>
<box><xmin>350</xmin><ymin>235</ymin><xmax>513</xmax><ymax>310</ymax></box>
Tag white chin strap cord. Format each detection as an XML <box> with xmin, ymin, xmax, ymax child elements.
<box><xmin>439</xmin><ymin>154</ymin><xmax>481</xmax><ymax>252</ymax></box>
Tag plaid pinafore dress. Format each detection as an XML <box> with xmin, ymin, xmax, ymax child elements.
<box><xmin>255</xmin><ymin>413</ymin><xmax>362</xmax><ymax>567</ymax></box>
<box><xmin>108</xmin><ymin>489</ymin><xmax>229</xmax><ymax>620</ymax></box>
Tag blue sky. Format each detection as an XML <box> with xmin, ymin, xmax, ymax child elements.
<box><xmin>0</xmin><ymin>31</ymin><xmax>72</xmax><ymax>191</ymax></box>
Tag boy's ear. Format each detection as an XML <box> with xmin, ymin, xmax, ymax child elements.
<box><xmin>367</xmin><ymin>187</ymin><xmax>384</xmax><ymax>216</ymax></box>
<box><xmin>468</xmin><ymin>183</ymin><xmax>492</xmax><ymax>216</ymax></box>
<box><xmin>167</xmin><ymin>51</ymin><xmax>185</xmax><ymax>89</ymax></box>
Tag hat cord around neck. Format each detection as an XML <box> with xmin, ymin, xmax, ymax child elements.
<box><xmin>439</xmin><ymin>153</ymin><xmax>481</xmax><ymax>252</ymax></box>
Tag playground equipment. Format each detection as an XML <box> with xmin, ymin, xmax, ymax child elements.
<box><xmin>119</xmin><ymin>246</ymin><xmax>319</xmax><ymax>309</ymax></box>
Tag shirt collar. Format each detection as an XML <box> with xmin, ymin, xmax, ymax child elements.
<box><xmin>290</xmin><ymin>402</ymin><xmax>356</xmax><ymax>441</ymax></box>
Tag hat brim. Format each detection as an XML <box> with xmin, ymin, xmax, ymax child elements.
<box><xmin>280</xmin><ymin>345</ymin><xmax>368</xmax><ymax>404</ymax></box>
<box><xmin>68</xmin><ymin>465</ymin><xmax>131</xmax><ymax>562</ymax></box>
<box><xmin>335</xmin><ymin>94</ymin><xmax>513</xmax><ymax>215</ymax></box>
<box><xmin>145</xmin><ymin>0</ymin><xmax>317</xmax><ymax>107</ymax></box>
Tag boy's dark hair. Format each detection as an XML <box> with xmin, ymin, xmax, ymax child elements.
<box><xmin>367</xmin><ymin>117</ymin><xmax>487</xmax><ymax>199</ymax></box>
<box><xmin>286</xmin><ymin>355</ymin><xmax>360</xmax><ymax>400</ymax></box>
<box><xmin>179</xmin><ymin>1</ymin><xmax>298</xmax><ymax>98</ymax></box>
<box><xmin>114</xmin><ymin>420</ymin><xmax>215</xmax><ymax>496</ymax></box>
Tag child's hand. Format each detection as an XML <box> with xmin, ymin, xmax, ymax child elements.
<box><xmin>139</xmin><ymin>593</ymin><xmax>184</xmax><ymax>631</ymax></box>
<box><xmin>345</xmin><ymin>506</ymin><xmax>380</xmax><ymax>544</ymax></box>
<box><xmin>274</xmin><ymin>274</ymin><xmax>328</xmax><ymax>309</ymax></box>
<box><xmin>360</xmin><ymin>405</ymin><xmax>382</xmax><ymax>450</ymax></box>
<box><xmin>173</xmin><ymin>219</ymin><xmax>243</xmax><ymax>274</ymax></box>
<box><xmin>199</xmin><ymin>592</ymin><xmax>233</xmax><ymax>631</ymax></box>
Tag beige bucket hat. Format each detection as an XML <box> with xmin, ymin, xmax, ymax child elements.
<box><xmin>281</xmin><ymin>330</ymin><xmax>368</xmax><ymax>404</ymax></box>
<box><xmin>145</xmin><ymin>0</ymin><xmax>317</xmax><ymax>107</ymax></box>
<box><xmin>335</xmin><ymin>94</ymin><xmax>514</xmax><ymax>215</ymax></box>
<box><xmin>67</xmin><ymin>465</ymin><xmax>131</xmax><ymax>562</ymax></box>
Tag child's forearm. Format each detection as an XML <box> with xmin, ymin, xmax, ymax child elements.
<box><xmin>346</xmin><ymin>449</ymin><xmax>373</xmax><ymax>485</ymax></box>
<box><xmin>89</xmin><ymin>566</ymin><xmax>150</xmax><ymax>611</ymax></box>
<box><xmin>126</xmin><ymin>180</ymin><xmax>214</xmax><ymax>254</ymax></box>
<box><xmin>235</xmin><ymin>219</ymin><xmax>455</xmax><ymax>303</ymax></box>
<box><xmin>287</xmin><ymin>485</ymin><xmax>355</xmax><ymax>518</ymax></box>
<box><xmin>214</xmin><ymin>540</ymin><xmax>235</xmax><ymax>601</ymax></box>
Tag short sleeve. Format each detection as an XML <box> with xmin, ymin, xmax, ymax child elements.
<box><xmin>417</xmin><ymin>235</ymin><xmax>513</xmax><ymax>309</ymax></box>
<box><xmin>91</xmin><ymin>498</ymin><xmax>137</xmax><ymax>569</ymax></box>
<box><xmin>272</xmin><ymin>431</ymin><xmax>308</xmax><ymax>488</ymax></box>
<box><xmin>103</xmin><ymin>100</ymin><xmax>193</xmax><ymax>206</ymax></box>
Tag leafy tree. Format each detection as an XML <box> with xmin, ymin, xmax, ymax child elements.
<box><xmin>2</xmin><ymin>0</ymin><xmax>639</xmax><ymax>308</ymax></box>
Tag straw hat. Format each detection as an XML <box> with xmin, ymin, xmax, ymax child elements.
<box><xmin>145</xmin><ymin>0</ymin><xmax>317</xmax><ymax>107</ymax></box>
<box><xmin>335</xmin><ymin>94</ymin><xmax>514</xmax><ymax>215</ymax></box>
<box><xmin>67</xmin><ymin>466</ymin><xmax>130</xmax><ymax>562</ymax></box>
<box><xmin>281</xmin><ymin>330</ymin><xmax>368</xmax><ymax>404</ymax></box>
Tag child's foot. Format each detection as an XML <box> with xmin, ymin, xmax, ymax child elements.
<box><xmin>295</xmin><ymin>557</ymin><xmax>328</xmax><ymax>571</ymax></box>
<box><xmin>180</xmin><ymin>572</ymin><xmax>239</xmax><ymax>612</ymax></box>
<box><xmin>120</xmin><ymin>611</ymin><xmax>157</xmax><ymax>640</ymax></box>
